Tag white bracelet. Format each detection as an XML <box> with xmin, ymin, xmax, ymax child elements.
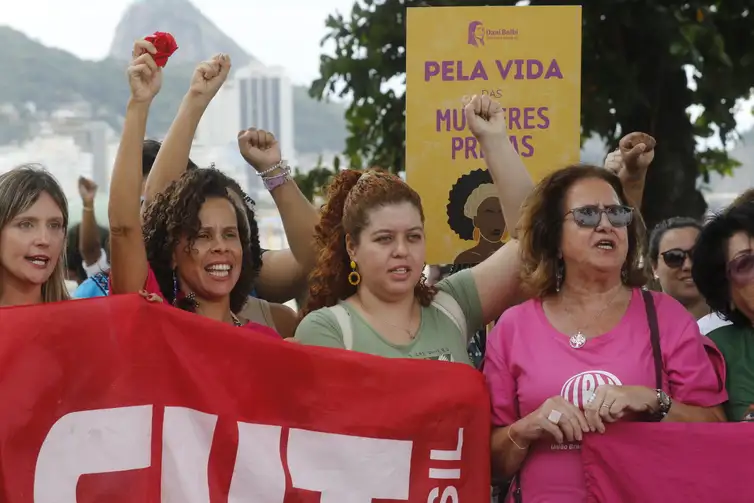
<box><xmin>257</xmin><ymin>160</ymin><xmax>288</xmax><ymax>177</ymax></box>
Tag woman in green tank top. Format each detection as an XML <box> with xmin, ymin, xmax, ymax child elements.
<box><xmin>294</xmin><ymin>95</ymin><xmax>533</xmax><ymax>363</ymax></box>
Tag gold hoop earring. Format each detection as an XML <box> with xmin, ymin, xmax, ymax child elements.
<box><xmin>348</xmin><ymin>260</ymin><xmax>361</xmax><ymax>286</ymax></box>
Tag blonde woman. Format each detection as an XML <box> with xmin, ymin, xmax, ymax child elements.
<box><xmin>0</xmin><ymin>165</ymin><xmax>70</xmax><ymax>306</ymax></box>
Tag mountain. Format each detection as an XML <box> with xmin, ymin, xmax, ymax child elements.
<box><xmin>108</xmin><ymin>0</ymin><xmax>255</xmax><ymax>67</ymax></box>
<box><xmin>0</xmin><ymin>25</ymin><xmax>346</xmax><ymax>155</ymax></box>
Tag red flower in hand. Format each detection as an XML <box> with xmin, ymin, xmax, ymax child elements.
<box><xmin>144</xmin><ymin>31</ymin><xmax>178</xmax><ymax>67</ymax></box>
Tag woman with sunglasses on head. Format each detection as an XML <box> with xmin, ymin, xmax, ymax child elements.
<box><xmin>693</xmin><ymin>202</ymin><xmax>754</xmax><ymax>421</ymax></box>
<box><xmin>648</xmin><ymin>217</ymin><xmax>711</xmax><ymax>319</ymax></box>
<box><xmin>484</xmin><ymin>162</ymin><xmax>726</xmax><ymax>502</ymax></box>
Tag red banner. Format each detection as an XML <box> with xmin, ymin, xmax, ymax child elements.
<box><xmin>0</xmin><ymin>295</ymin><xmax>491</xmax><ymax>502</ymax></box>
<box><xmin>582</xmin><ymin>422</ymin><xmax>752</xmax><ymax>503</ymax></box>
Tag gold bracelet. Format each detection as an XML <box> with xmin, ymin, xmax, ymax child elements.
<box><xmin>83</xmin><ymin>206</ymin><xmax>94</xmax><ymax>212</ymax></box>
<box><xmin>507</xmin><ymin>424</ymin><xmax>527</xmax><ymax>450</ymax></box>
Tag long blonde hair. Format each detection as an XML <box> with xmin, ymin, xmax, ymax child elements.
<box><xmin>0</xmin><ymin>164</ymin><xmax>70</xmax><ymax>303</ymax></box>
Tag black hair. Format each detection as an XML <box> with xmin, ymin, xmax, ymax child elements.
<box><xmin>142</xmin><ymin>139</ymin><xmax>199</xmax><ymax>177</ymax></box>
<box><xmin>142</xmin><ymin>168</ymin><xmax>261</xmax><ymax>313</ymax></box>
<box><xmin>65</xmin><ymin>223</ymin><xmax>110</xmax><ymax>283</ymax></box>
<box><xmin>692</xmin><ymin>204</ymin><xmax>754</xmax><ymax>327</ymax></box>
<box><xmin>648</xmin><ymin>217</ymin><xmax>702</xmax><ymax>264</ymax></box>
<box><xmin>446</xmin><ymin>168</ymin><xmax>496</xmax><ymax>240</ymax></box>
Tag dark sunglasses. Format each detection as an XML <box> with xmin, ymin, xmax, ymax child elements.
<box><xmin>727</xmin><ymin>252</ymin><xmax>754</xmax><ymax>285</ymax></box>
<box><xmin>661</xmin><ymin>248</ymin><xmax>693</xmax><ymax>269</ymax></box>
<box><xmin>565</xmin><ymin>205</ymin><xmax>634</xmax><ymax>228</ymax></box>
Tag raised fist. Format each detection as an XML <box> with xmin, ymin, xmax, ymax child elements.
<box><xmin>127</xmin><ymin>39</ymin><xmax>162</xmax><ymax>103</ymax></box>
<box><xmin>188</xmin><ymin>54</ymin><xmax>231</xmax><ymax>103</ymax></box>
<box><xmin>618</xmin><ymin>132</ymin><xmax>655</xmax><ymax>181</ymax></box>
<box><xmin>463</xmin><ymin>94</ymin><xmax>508</xmax><ymax>141</ymax></box>
<box><xmin>237</xmin><ymin>128</ymin><xmax>282</xmax><ymax>173</ymax></box>
<box><xmin>78</xmin><ymin>176</ymin><xmax>97</xmax><ymax>204</ymax></box>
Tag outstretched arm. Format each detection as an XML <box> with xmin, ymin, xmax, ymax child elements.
<box><xmin>464</xmin><ymin>95</ymin><xmax>534</xmax><ymax>324</ymax></box>
<box><xmin>109</xmin><ymin>40</ymin><xmax>162</xmax><ymax>294</ymax></box>
<box><xmin>142</xmin><ymin>54</ymin><xmax>231</xmax><ymax>208</ymax></box>
<box><xmin>237</xmin><ymin>129</ymin><xmax>319</xmax><ymax>304</ymax></box>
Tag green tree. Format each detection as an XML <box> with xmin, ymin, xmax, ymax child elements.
<box><xmin>310</xmin><ymin>0</ymin><xmax>754</xmax><ymax>230</ymax></box>
<box><xmin>293</xmin><ymin>156</ymin><xmax>338</xmax><ymax>203</ymax></box>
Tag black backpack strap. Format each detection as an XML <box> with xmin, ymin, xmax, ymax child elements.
<box><xmin>641</xmin><ymin>289</ymin><xmax>663</xmax><ymax>389</ymax></box>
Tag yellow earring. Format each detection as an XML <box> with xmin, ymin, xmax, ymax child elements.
<box><xmin>473</xmin><ymin>227</ymin><xmax>480</xmax><ymax>241</ymax></box>
<box><xmin>348</xmin><ymin>260</ymin><xmax>361</xmax><ymax>286</ymax></box>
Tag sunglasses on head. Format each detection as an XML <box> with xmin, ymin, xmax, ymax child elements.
<box><xmin>565</xmin><ymin>205</ymin><xmax>634</xmax><ymax>228</ymax></box>
<box><xmin>727</xmin><ymin>252</ymin><xmax>754</xmax><ymax>286</ymax></box>
<box><xmin>661</xmin><ymin>248</ymin><xmax>693</xmax><ymax>269</ymax></box>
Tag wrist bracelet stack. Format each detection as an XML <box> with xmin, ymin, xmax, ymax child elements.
<box><xmin>257</xmin><ymin>160</ymin><xmax>292</xmax><ymax>192</ymax></box>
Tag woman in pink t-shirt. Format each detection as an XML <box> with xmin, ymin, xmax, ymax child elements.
<box><xmin>484</xmin><ymin>158</ymin><xmax>726</xmax><ymax>502</ymax></box>
<box><xmin>106</xmin><ymin>39</ymin><xmax>285</xmax><ymax>339</ymax></box>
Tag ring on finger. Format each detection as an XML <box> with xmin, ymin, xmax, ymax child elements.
<box><xmin>547</xmin><ymin>410</ymin><xmax>562</xmax><ymax>424</ymax></box>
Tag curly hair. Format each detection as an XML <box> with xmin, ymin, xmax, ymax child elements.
<box><xmin>518</xmin><ymin>164</ymin><xmax>649</xmax><ymax>298</ymax></box>
<box><xmin>692</xmin><ymin>204</ymin><xmax>754</xmax><ymax>327</ymax></box>
<box><xmin>648</xmin><ymin>217</ymin><xmax>702</xmax><ymax>265</ymax></box>
<box><xmin>303</xmin><ymin>168</ymin><xmax>435</xmax><ymax>315</ymax></box>
<box><xmin>141</xmin><ymin>168</ymin><xmax>261</xmax><ymax>313</ymax></box>
<box><xmin>446</xmin><ymin>168</ymin><xmax>497</xmax><ymax>240</ymax></box>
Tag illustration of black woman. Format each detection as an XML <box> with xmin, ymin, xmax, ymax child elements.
<box><xmin>446</xmin><ymin>168</ymin><xmax>509</xmax><ymax>265</ymax></box>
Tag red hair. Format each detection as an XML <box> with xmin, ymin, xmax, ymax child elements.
<box><xmin>303</xmin><ymin>169</ymin><xmax>435</xmax><ymax>315</ymax></box>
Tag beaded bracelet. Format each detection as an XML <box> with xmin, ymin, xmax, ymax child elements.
<box><xmin>257</xmin><ymin>160</ymin><xmax>289</xmax><ymax>177</ymax></box>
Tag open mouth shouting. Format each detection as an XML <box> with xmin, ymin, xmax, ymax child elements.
<box><xmin>595</xmin><ymin>238</ymin><xmax>616</xmax><ymax>251</ymax></box>
<box><xmin>388</xmin><ymin>265</ymin><xmax>412</xmax><ymax>280</ymax></box>
<box><xmin>205</xmin><ymin>262</ymin><xmax>233</xmax><ymax>280</ymax></box>
<box><xmin>25</xmin><ymin>255</ymin><xmax>51</xmax><ymax>269</ymax></box>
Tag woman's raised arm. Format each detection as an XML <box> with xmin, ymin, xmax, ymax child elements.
<box><xmin>142</xmin><ymin>54</ymin><xmax>231</xmax><ymax>208</ymax></box>
<box><xmin>463</xmin><ymin>95</ymin><xmax>534</xmax><ymax>324</ymax></box>
<box><xmin>109</xmin><ymin>40</ymin><xmax>162</xmax><ymax>294</ymax></box>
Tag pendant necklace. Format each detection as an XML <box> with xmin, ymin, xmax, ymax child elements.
<box><xmin>562</xmin><ymin>287</ymin><xmax>623</xmax><ymax>349</ymax></box>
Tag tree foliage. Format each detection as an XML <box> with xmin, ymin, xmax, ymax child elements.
<box><xmin>293</xmin><ymin>156</ymin><xmax>338</xmax><ymax>203</ymax></box>
<box><xmin>310</xmin><ymin>0</ymin><xmax>754</xmax><ymax>230</ymax></box>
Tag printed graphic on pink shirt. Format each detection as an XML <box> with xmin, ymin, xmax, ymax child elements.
<box><xmin>552</xmin><ymin>370</ymin><xmax>625</xmax><ymax>452</ymax></box>
<box><xmin>561</xmin><ymin>370</ymin><xmax>622</xmax><ymax>408</ymax></box>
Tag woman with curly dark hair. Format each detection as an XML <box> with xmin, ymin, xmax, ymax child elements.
<box><xmin>294</xmin><ymin>95</ymin><xmax>533</xmax><ymax>363</ymax></box>
<box><xmin>447</xmin><ymin>168</ymin><xmax>508</xmax><ymax>265</ymax></box>
<box><xmin>107</xmin><ymin>39</ymin><xmax>296</xmax><ymax>337</ymax></box>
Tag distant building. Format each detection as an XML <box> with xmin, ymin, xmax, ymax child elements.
<box><xmin>235</xmin><ymin>62</ymin><xmax>295</xmax><ymax>165</ymax></box>
<box><xmin>196</xmin><ymin>62</ymin><xmax>295</xmax><ymax>196</ymax></box>
<box><xmin>197</xmin><ymin>80</ymin><xmax>241</xmax><ymax>148</ymax></box>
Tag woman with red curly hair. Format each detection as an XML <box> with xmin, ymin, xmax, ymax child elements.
<box><xmin>295</xmin><ymin>95</ymin><xmax>533</xmax><ymax>363</ymax></box>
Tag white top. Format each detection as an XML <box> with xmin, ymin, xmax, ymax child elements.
<box><xmin>82</xmin><ymin>249</ymin><xmax>109</xmax><ymax>277</ymax></box>
<box><xmin>697</xmin><ymin>312</ymin><xmax>732</xmax><ymax>335</ymax></box>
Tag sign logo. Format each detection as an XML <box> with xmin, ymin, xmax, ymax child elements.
<box><xmin>467</xmin><ymin>21</ymin><xmax>485</xmax><ymax>47</ymax></box>
<box><xmin>467</xmin><ymin>20</ymin><xmax>519</xmax><ymax>46</ymax></box>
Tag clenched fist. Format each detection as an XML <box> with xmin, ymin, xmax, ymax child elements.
<box><xmin>463</xmin><ymin>94</ymin><xmax>508</xmax><ymax>141</ymax></box>
<box><xmin>128</xmin><ymin>39</ymin><xmax>162</xmax><ymax>103</ymax></box>
<box><xmin>238</xmin><ymin>128</ymin><xmax>282</xmax><ymax>173</ymax></box>
<box><xmin>188</xmin><ymin>54</ymin><xmax>231</xmax><ymax>103</ymax></box>
<box><xmin>78</xmin><ymin>176</ymin><xmax>97</xmax><ymax>204</ymax></box>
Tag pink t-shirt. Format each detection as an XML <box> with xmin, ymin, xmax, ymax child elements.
<box><xmin>483</xmin><ymin>288</ymin><xmax>726</xmax><ymax>503</ymax></box>
<box><xmin>141</xmin><ymin>267</ymin><xmax>281</xmax><ymax>339</ymax></box>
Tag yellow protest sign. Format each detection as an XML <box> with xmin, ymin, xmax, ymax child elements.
<box><xmin>406</xmin><ymin>6</ymin><xmax>582</xmax><ymax>265</ymax></box>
